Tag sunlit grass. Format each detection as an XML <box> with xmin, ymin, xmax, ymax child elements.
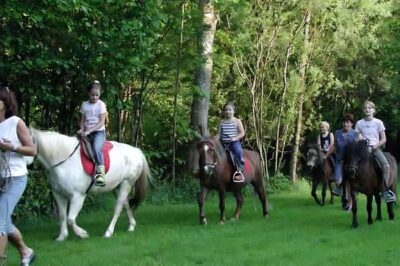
<box><xmin>7</xmin><ymin>180</ymin><xmax>400</xmax><ymax>265</ymax></box>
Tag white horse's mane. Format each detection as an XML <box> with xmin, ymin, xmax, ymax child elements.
<box><xmin>31</xmin><ymin>128</ymin><xmax>79</xmax><ymax>164</ymax></box>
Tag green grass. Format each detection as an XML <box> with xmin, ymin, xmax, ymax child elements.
<box><xmin>7</xmin><ymin>181</ymin><xmax>400</xmax><ymax>265</ymax></box>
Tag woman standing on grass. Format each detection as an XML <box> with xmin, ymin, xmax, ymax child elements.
<box><xmin>0</xmin><ymin>84</ymin><xmax>36</xmax><ymax>266</ymax></box>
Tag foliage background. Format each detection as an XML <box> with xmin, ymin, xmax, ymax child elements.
<box><xmin>1</xmin><ymin>0</ymin><xmax>400</xmax><ymax>217</ymax></box>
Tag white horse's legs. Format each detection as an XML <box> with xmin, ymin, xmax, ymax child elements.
<box><xmin>67</xmin><ymin>194</ymin><xmax>89</xmax><ymax>239</ymax></box>
<box><xmin>124</xmin><ymin>200</ymin><xmax>136</xmax><ymax>232</ymax></box>
<box><xmin>104</xmin><ymin>183</ymin><xmax>132</xmax><ymax>238</ymax></box>
<box><xmin>52</xmin><ymin>192</ymin><xmax>69</xmax><ymax>241</ymax></box>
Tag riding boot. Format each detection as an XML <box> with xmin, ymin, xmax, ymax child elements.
<box><xmin>95</xmin><ymin>165</ymin><xmax>106</xmax><ymax>187</ymax></box>
<box><xmin>382</xmin><ymin>164</ymin><xmax>396</xmax><ymax>203</ymax></box>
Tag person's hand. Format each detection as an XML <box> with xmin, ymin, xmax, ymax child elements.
<box><xmin>83</xmin><ymin>131</ymin><xmax>90</xmax><ymax>137</ymax></box>
<box><xmin>0</xmin><ymin>138</ymin><xmax>15</xmax><ymax>151</ymax></box>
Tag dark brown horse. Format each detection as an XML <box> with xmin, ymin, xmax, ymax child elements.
<box><xmin>305</xmin><ymin>144</ymin><xmax>335</xmax><ymax>206</ymax></box>
<box><xmin>343</xmin><ymin>140</ymin><xmax>397</xmax><ymax>228</ymax></box>
<box><xmin>195</xmin><ymin>136</ymin><xmax>269</xmax><ymax>225</ymax></box>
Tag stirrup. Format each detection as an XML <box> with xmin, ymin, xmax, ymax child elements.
<box><xmin>383</xmin><ymin>190</ymin><xmax>396</xmax><ymax>203</ymax></box>
<box><xmin>233</xmin><ymin>171</ymin><xmax>245</xmax><ymax>183</ymax></box>
<box><xmin>94</xmin><ymin>174</ymin><xmax>106</xmax><ymax>187</ymax></box>
<box><xmin>332</xmin><ymin>187</ymin><xmax>342</xmax><ymax>196</ymax></box>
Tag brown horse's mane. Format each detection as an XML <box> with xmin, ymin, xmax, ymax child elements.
<box><xmin>345</xmin><ymin>140</ymin><xmax>370</xmax><ymax>161</ymax></box>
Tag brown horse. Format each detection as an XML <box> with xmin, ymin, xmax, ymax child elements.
<box><xmin>305</xmin><ymin>144</ymin><xmax>335</xmax><ymax>206</ymax></box>
<box><xmin>195</xmin><ymin>136</ymin><xmax>269</xmax><ymax>225</ymax></box>
<box><xmin>343</xmin><ymin>140</ymin><xmax>397</xmax><ymax>228</ymax></box>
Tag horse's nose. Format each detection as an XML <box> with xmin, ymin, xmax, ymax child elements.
<box><xmin>344</xmin><ymin>167</ymin><xmax>357</xmax><ymax>178</ymax></box>
<box><xmin>204</xmin><ymin>165</ymin><xmax>215</xmax><ymax>174</ymax></box>
<box><xmin>306</xmin><ymin>162</ymin><xmax>314</xmax><ymax>168</ymax></box>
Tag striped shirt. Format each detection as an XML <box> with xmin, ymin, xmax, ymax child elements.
<box><xmin>220</xmin><ymin>120</ymin><xmax>239</xmax><ymax>143</ymax></box>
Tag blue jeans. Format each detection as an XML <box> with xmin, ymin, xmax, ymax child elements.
<box><xmin>0</xmin><ymin>175</ymin><xmax>27</xmax><ymax>236</ymax></box>
<box><xmin>224</xmin><ymin>141</ymin><xmax>244</xmax><ymax>168</ymax></box>
<box><xmin>88</xmin><ymin>130</ymin><xmax>105</xmax><ymax>165</ymax></box>
<box><xmin>334</xmin><ymin>160</ymin><xmax>343</xmax><ymax>183</ymax></box>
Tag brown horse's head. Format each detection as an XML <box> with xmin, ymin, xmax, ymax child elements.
<box><xmin>196</xmin><ymin>136</ymin><xmax>225</xmax><ymax>176</ymax></box>
<box><xmin>306</xmin><ymin>144</ymin><xmax>324</xmax><ymax>168</ymax></box>
<box><xmin>343</xmin><ymin>140</ymin><xmax>370</xmax><ymax>179</ymax></box>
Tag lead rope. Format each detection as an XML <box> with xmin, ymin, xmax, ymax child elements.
<box><xmin>0</xmin><ymin>150</ymin><xmax>11</xmax><ymax>266</ymax></box>
<box><xmin>0</xmin><ymin>150</ymin><xmax>11</xmax><ymax>192</ymax></box>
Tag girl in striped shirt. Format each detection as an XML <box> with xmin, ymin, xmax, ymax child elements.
<box><xmin>217</xmin><ymin>102</ymin><xmax>245</xmax><ymax>182</ymax></box>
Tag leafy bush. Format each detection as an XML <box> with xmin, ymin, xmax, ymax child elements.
<box><xmin>14</xmin><ymin>169</ymin><xmax>54</xmax><ymax>219</ymax></box>
<box><xmin>266</xmin><ymin>172</ymin><xmax>292</xmax><ymax>193</ymax></box>
<box><xmin>146</xmin><ymin>175</ymin><xmax>199</xmax><ymax>205</ymax></box>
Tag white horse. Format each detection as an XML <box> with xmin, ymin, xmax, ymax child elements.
<box><xmin>30</xmin><ymin>128</ymin><xmax>149</xmax><ymax>241</ymax></box>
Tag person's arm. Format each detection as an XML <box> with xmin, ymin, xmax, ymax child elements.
<box><xmin>373</xmin><ymin>130</ymin><xmax>386</xmax><ymax>151</ymax></box>
<box><xmin>232</xmin><ymin>118</ymin><xmax>245</xmax><ymax>141</ymax></box>
<box><xmin>77</xmin><ymin>113</ymin><xmax>85</xmax><ymax>135</ymax></box>
<box><xmin>0</xmin><ymin>120</ymin><xmax>36</xmax><ymax>156</ymax></box>
<box><xmin>325</xmin><ymin>132</ymin><xmax>335</xmax><ymax>157</ymax></box>
<box><xmin>354</xmin><ymin>122</ymin><xmax>361</xmax><ymax>142</ymax></box>
<box><xmin>216</xmin><ymin>122</ymin><xmax>222</xmax><ymax>140</ymax></box>
<box><xmin>317</xmin><ymin>135</ymin><xmax>321</xmax><ymax>146</ymax></box>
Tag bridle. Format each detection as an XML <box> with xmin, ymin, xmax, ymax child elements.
<box><xmin>199</xmin><ymin>141</ymin><xmax>218</xmax><ymax>171</ymax></box>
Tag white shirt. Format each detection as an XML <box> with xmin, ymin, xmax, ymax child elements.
<box><xmin>0</xmin><ymin>116</ymin><xmax>27</xmax><ymax>177</ymax></box>
<box><xmin>80</xmin><ymin>100</ymin><xmax>106</xmax><ymax>131</ymax></box>
<box><xmin>355</xmin><ymin>118</ymin><xmax>385</xmax><ymax>146</ymax></box>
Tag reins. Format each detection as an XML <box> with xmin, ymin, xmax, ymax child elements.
<box><xmin>50</xmin><ymin>143</ymin><xmax>80</xmax><ymax>169</ymax></box>
<box><xmin>34</xmin><ymin>135</ymin><xmax>80</xmax><ymax>170</ymax></box>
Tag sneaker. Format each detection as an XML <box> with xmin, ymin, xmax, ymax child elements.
<box><xmin>21</xmin><ymin>250</ymin><xmax>36</xmax><ymax>266</ymax></box>
<box><xmin>332</xmin><ymin>187</ymin><xmax>342</xmax><ymax>196</ymax></box>
<box><xmin>383</xmin><ymin>190</ymin><xmax>396</xmax><ymax>203</ymax></box>
<box><xmin>94</xmin><ymin>173</ymin><xmax>106</xmax><ymax>187</ymax></box>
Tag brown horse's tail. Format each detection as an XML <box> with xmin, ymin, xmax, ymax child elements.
<box><xmin>129</xmin><ymin>153</ymin><xmax>150</xmax><ymax>211</ymax></box>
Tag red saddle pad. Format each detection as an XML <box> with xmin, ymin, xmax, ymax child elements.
<box><xmin>80</xmin><ymin>141</ymin><xmax>113</xmax><ymax>176</ymax></box>
<box><xmin>244</xmin><ymin>158</ymin><xmax>251</xmax><ymax>174</ymax></box>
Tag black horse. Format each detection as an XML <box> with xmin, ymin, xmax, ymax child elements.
<box><xmin>343</xmin><ymin>140</ymin><xmax>397</xmax><ymax>228</ymax></box>
<box><xmin>305</xmin><ymin>144</ymin><xmax>335</xmax><ymax>206</ymax></box>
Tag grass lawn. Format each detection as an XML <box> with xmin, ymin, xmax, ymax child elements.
<box><xmin>7</xmin><ymin>181</ymin><xmax>400</xmax><ymax>265</ymax></box>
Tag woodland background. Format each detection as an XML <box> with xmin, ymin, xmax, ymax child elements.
<box><xmin>1</xmin><ymin>0</ymin><xmax>400</xmax><ymax>217</ymax></box>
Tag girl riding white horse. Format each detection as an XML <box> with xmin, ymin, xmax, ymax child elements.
<box><xmin>31</xmin><ymin>128</ymin><xmax>149</xmax><ymax>240</ymax></box>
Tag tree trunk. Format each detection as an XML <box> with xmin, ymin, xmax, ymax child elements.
<box><xmin>190</xmin><ymin>0</ymin><xmax>217</xmax><ymax>136</ymax></box>
<box><xmin>289</xmin><ymin>9</ymin><xmax>311</xmax><ymax>182</ymax></box>
<box><xmin>187</xmin><ymin>0</ymin><xmax>217</xmax><ymax>174</ymax></box>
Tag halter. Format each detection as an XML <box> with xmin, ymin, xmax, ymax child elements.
<box><xmin>199</xmin><ymin>141</ymin><xmax>218</xmax><ymax>175</ymax></box>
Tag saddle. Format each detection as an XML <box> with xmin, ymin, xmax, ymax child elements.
<box><xmin>79</xmin><ymin>136</ymin><xmax>113</xmax><ymax>176</ymax></box>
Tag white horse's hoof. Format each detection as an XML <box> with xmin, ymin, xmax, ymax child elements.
<box><xmin>127</xmin><ymin>225</ymin><xmax>135</xmax><ymax>232</ymax></box>
<box><xmin>104</xmin><ymin>231</ymin><xmax>113</xmax><ymax>238</ymax></box>
<box><xmin>77</xmin><ymin>230</ymin><xmax>89</xmax><ymax>239</ymax></box>
<box><xmin>55</xmin><ymin>235</ymin><xmax>67</xmax><ymax>241</ymax></box>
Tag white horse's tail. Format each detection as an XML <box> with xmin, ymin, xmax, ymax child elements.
<box><xmin>129</xmin><ymin>153</ymin><xmax>150</xmax><ymax>211</ymax></box>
